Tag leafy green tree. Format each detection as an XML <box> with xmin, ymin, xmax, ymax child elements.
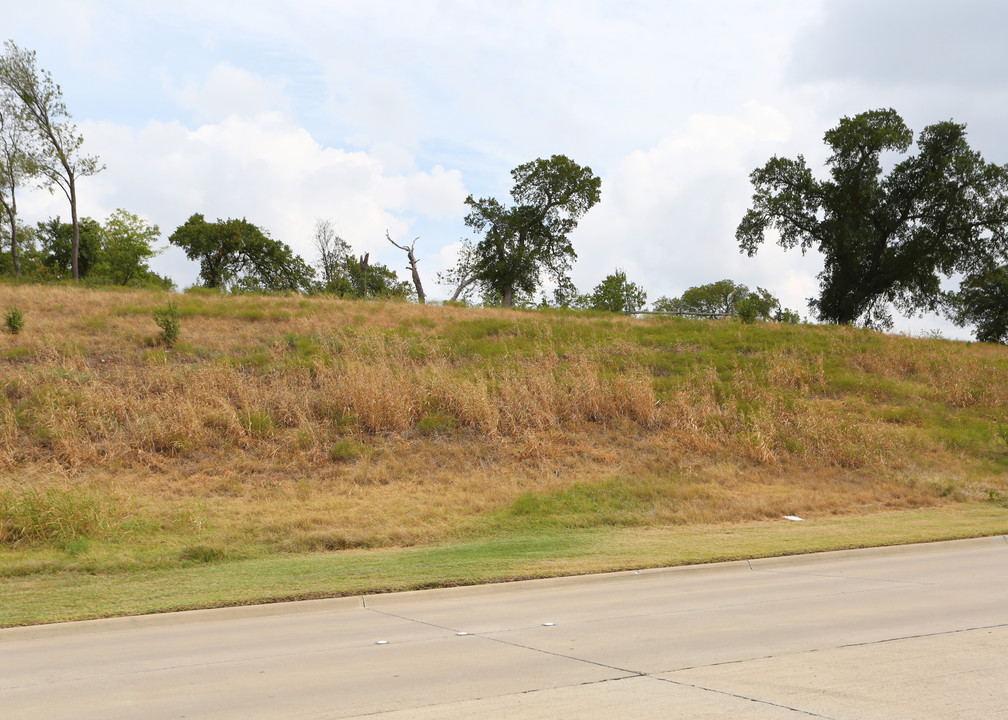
<box><xmin>589</xmin><ymin>268</ymin><xmax>647</xmax><ymax>313</ymax></box>
<box><xmin>654</xmin><ymin>279</ymin><xmax>787</xmax><ymax>321</ymax></box>
<box><xmin>169</xmin><ymin>213</ymin><xmax>314</xmax><ymax>293</ymax></box>
<box><xmin>96</xmin><ymin>209</ymin><xmax>162</xmax><ymax>286</ymax></box>
<box><xmin>341</xmin><ymin>256</ymin><xmax>413</xmax><ymax>300</ymax></box>
<box><xmin>36</xmin><ymin>215</ymin><xmax>101</xmax><ymax>279</ymax></box>
<box><xmin>737</xmin><ymin>108</ymin><xmax>1008</xmax><ymax>328</ymax></box>
<box><xmin>0</xmin><ymin>80</ymin><xmax>38</xmax><ymax>277</ymax></box>
<box><xmin>651</xmin><ymin>295</ymin><xmax>681</xmax><ymax>314</ymax></box>
<box><xmin>310</xmin><ymin>220</ymin><xmax>412</xmax><ymax>300</ymax></box>
<box><xmin>463</xmin><ymin>155</ymin><xmax>601</xmax><ymax>307</ymax></box>
<box><xmin>669</xmin><ymin>279</ymin><xmax>748</xmax><ymax>316</ymax></box>
<box><xmin>948</xmin><ymin>265</ymin><xmax>1008</xmax><ymax>344</ymax></box>
<box><xmin>546</xmin><ymin>275</ymin><xmax>588</xmax><ymax>309</ymax></box>
<box><xmin>0</xmin><ymin>41</ymin><xmax>103</xmax><ymax>281</ymax></box>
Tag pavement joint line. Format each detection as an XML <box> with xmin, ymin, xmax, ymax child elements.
<box><xmin>660</xmin><ymin>622</ymin><xmax>1008</xmax><ymax>675</ymax></box>
<box><xmin>652</xmin><ymin>676</ymin><xmax>839</xmax><ymax>719</ymax></box>
<box><xmin>344</xmin><ymin>675</ymin><xmax>649</xmax><ymax>719</ymax></box>
<box><xmin>361</xmin><ymin>606</ymin><xmax>647</xmax><ymax>678</ymax></box>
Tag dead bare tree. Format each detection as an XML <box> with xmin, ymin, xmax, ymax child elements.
<box><xmin>386</xmin><ymin>230</ymin><xmax>425</xmax><ymax>304</ymax></box>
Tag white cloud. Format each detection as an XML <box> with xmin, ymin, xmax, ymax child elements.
<box><xmin>19</xmin><ymin>112</ymin><xmax>468</xmax><ymax>289</ymax></box>
<box><xmin>571</xmin><ymin>103</ymin><xmax>805</xmax><ymax>303</ymax></box>
<box><xmin>174</xmin><ymin>62</ymin><xmax>292</xmax><ymax>122</ymax></box>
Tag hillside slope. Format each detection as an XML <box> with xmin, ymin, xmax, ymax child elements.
<box><xmin>2</xmin><ymin>284</ymin><xmax>1007</xmax><ymax>566</ymax></box>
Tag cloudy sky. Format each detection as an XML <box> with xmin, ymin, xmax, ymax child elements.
<box><xmin>6</xmin><ymin>0</ymin><xmax>1008</xmax><ymax>337</ymax></box>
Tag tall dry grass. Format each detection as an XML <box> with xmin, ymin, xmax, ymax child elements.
<box><xmin>1</xmin><ymin>284</ymin><xmax>1006</xmax><ymax>554</ymax></box>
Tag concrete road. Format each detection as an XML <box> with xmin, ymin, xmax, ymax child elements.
<box><xmin>2</xmin><ymin>536</ymin><xmax>1007</xmax><ymax>719</ymax></box>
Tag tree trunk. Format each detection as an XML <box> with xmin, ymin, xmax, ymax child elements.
<box><xmin>359</xmin><ymin>253</ymin><xmax>369</xmax><ymax>298</ymax></box>
<box><xmin>502</xmin><ymin>284</ymin><xmax>514</xmax><ymax>307</ymax></box>
<box><xmin>8</xmin><ymin>222</ymin><xmax>17</xmax><ymax>277</ymax></box>
<box><xmin>448</xmin><ymin>274</ymin><xmax>477</xmax><ymax>303</ymax></box>
<box><xmin>407</xmin><ymin>249</ymin><xmax>424</xmax><ymax>304</ymax></box>
<box><xmin>69</xmin><ymin>175</ymin><xmax>80</xmax><ymax>281</ymax></box>
<box><xmin>6</xmin><ymin>198</ymin><xmax>18</xmax><ymax>277</ymax></box>
<box><xmin>386</xmin><ymin>232</ymin><xmax>425</xmax><ymax>304</ymax></box>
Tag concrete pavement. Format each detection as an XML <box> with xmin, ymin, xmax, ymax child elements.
<box><xmin>2</xmin><ymin>536</ymin><xmax>1007</xmax><ymax>718</ymax></box>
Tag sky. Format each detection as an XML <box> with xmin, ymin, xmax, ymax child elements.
<box><xmin>6</xmin><ymin>0</ymin><xmax>1008</xmax><ymax>338</ymax></box>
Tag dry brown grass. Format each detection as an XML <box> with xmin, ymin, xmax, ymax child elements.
<box><xmin>1</xmin><ymin>284</ymin><xmax>1006</xmax><ymax>557</ymax></box>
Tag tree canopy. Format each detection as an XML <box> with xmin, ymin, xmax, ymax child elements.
<box><xmin>653</xmin><ymin>279</ymin><xmax>794</xmax><ymax>323</ymax></box>
<box><xmin>0</xmin><ymin>78</ymin><xmax>37</xmax><ymax>277</ymax></box>
<box><xmin>737</xmin><ymin>108</ymin><xmax>1008</xmax><ymax>328</ymax></box>
<box><xmin>589</xmin><ymin>269</ymin><xmax>647</xmax><ymax>313</ymax></box>
<box><xmin>36</xmin><ymin>215</ymin><xmax>101</xmax><ymax>279</ymax></box>
<box><xmin>169</xmin><ymin>214</ymin><xmax>314</xmax><ymax>293</ymax></box>
<box><xmin>0</xmin><ymin>40</ymin><xmax>102</xmax><ymax>281</ymax></box>
<box><xmin>948</xmin><ymin>265</ymin><xmax>1008</xmax><ymax>344</ymax></box>
<box><xmin>463</xmin><ymin>155</ymin><xmax>601</xmax><ymax>307</ymax></box>
<box><xmin>96</xmin><ymin>209</ymin><xmax>163</xmax><ymax>286</ymax></box>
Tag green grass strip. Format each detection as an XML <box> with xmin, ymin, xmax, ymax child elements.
<box><xmin>2</xmin><ymin>505</ymin><xmax>1006</xmax><ymax>628</ymax></box>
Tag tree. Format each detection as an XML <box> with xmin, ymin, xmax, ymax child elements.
<box><xmin>386</xmin><ymin>230</ymin><xmax>424</xmax><ymax>304</ymax></box>
<box><xmin>653</xmin><ymin>279</ymin><xmax>789</xmax><ymax>321</ymax></box>
<box><xmin>589</xmin><ymin>268</ymin><xmax>647</xmax><ymax>313</ymax></box>
<box><xmin>168</xmin><ymin>213</ymin><xmax>314</xmax><ymax>293</ymax></box>
<box><xmin>312</xmin><ymin>218</ymin><xmax>353</xmax><ymax>293</ymax></box>
<box><xmin>948</xmin><ymin>265</ymin><xmax>1008</xmax><ymax>344</ymax></box>
<box><xmin>96</xmin><ymin>209</ymin><xmax>163</xmax><ymax>286</ymax></box>
<box><xmin>0</xmin><ymin>41</ymin><xmax>103</xmax><ymax>281</ymax></box>
<box><xmin>437</xmin><ymin>238</ymin><xmax>480</xmax><ymax>303</ymax></box>
<box><xmin>0</xmin><ymin>82</ymin><xmax>37</xmax><ymax>277</ymax></box>
<box><xmin>738</xmin><ymin>109</ymin><xmax>1008</xmax><ymax>328</ymax></box>
<box><xmin>678</xmin><ymin>279</ymin><xmax>748</xmax><ymax>316</ymax></box>
<box><xmin>463</xmin><ymin>155</ymin><xmax>601</xmax><ymax>307</ymax></box>
<box><xmin>36</xmin><ymin>215</ymin><xmax>101</xmax><ymax>279</ymax></box>
<box><xmin>343</xmin><ymin>255</ymin><xmax>413</xmax><ymax>299</ymax></box>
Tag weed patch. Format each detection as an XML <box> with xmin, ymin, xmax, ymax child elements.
<box><xmin>0</xmin><ymin>488</ymin><xmax>117</xmax><ymax>547</ymax></box>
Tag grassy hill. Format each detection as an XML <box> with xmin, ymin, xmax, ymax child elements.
<box><xmin>2</xmin><ymin>284</ymin><xmax>1007</xmax><ymax>625</ymax></box>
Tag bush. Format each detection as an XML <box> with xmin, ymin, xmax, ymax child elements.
<box><xmin>153</xmin><ymin>302</ymin><xmax>180</xmax><ymax>346</ymax></box>
<box><xmin>775</xmin><ymin>308</ymin><xmax>802</xmax><ymax>324</ymax></box>
<box><xmin>736</xmin><ymin>297</ymin><xmax>759</xmax><ymax>324</ymax></box>
<box><xmin>5</xmin><ymin>305</ymin><xmax>24</xmax><ymax>334</ymax></box>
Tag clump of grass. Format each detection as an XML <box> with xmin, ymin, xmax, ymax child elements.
<box><xmin>5</xmin><ymin>305</ymin><xmax>24</xmax><ymax>334</ymax></box>
<box><xmin>330</xmin><ymin>438</ymin><xmax>368</xmax><ymax>462</ymax></box>
<box><xmin>180</xmin><ymin>545</ymin><xmax>226</xmax><ymax>564</ymax></box>
<box><xmin>0</xmin><ymin>487</ymin><xmax>116</xmax><ymax>547</ymax></box>
<box><xmin>416</xmin><ymin>412</ymin><xmax>458</xmax><ymax>436</ymax></box>
<box><xmin>238</xmin><ymin>410</ymin><xmax>275</xmax><ymax>436</ymax></box>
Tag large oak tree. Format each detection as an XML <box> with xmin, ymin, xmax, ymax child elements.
<box><xmin>169</xmin><ymin>214</ymin><xmax>315</xmax><ymax>293</ymax></box>
<box><xmin>737</xmin><ymin>109</ymin><xmax>1008</xmax><ymax>327</ymax></box>
<box><xmin>463</xmin><ymin>155</ymin><xmax>601</xmax><ymax>307</ymax></box>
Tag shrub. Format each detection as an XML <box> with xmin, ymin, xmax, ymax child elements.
<box><xmin>5</xmin><ymin>305</ymin><xmax>24</xmax><ymax>334</ymax></box>
<box><xmin>153</xmin><ymin>301</ymin><xmax>180</xmax><ymax>346</ymax></box>
<box><xmin>736</xmin><ymin>297</ymin><xmax>759</xmax><ymax>324</ymax></box>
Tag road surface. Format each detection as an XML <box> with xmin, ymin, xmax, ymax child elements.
<box><xmin>2</xmin><ymin>536</ymin><xmax>1007</xmax><ymax>718</ymax></box>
